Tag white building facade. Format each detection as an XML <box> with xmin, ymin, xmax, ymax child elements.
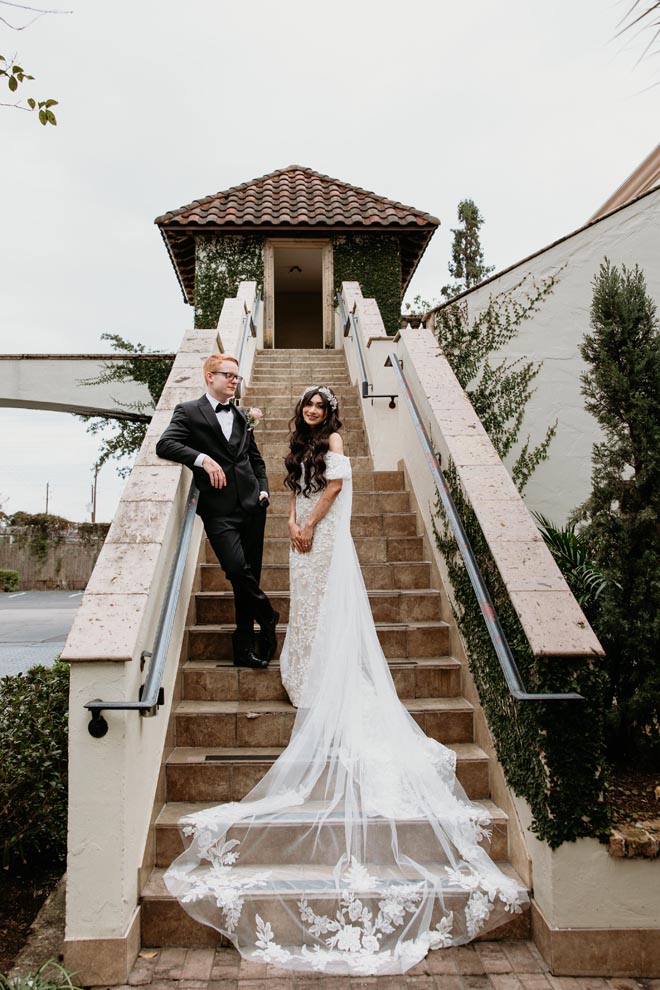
<box><xmin>427</xmin><ymin>184</ymin><xmax>660</xmax><ymax>522</ymax></box>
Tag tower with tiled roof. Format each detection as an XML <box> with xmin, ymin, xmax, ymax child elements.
<box><xmin>155</xmin><ymin>166</ymin><xmax>439</xmax><ymax>346</ymax></box>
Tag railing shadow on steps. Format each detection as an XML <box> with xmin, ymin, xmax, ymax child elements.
<box><xmin>83</xmin><ymin>286</ymin><xmax>262</xmax><ymax>737</ymax></box>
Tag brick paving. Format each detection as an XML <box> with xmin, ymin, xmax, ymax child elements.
<box><xmin>88</xmin><ymin>942</ymin><xmax>660</xmax><ymax>990</ymax></box>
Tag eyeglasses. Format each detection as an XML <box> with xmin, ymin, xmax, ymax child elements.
<box><xmin>211</xmin><ymin>371</ymin><xmax>243</xmax><ymax>383</ymax></box>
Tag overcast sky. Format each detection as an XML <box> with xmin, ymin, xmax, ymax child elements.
<box><xmin>1</xmin><ymin>0</ymin><xmax>658</xmax><ymax>521</ymax></box>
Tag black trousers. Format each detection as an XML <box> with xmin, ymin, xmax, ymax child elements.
<box><xmin>203</xmin><ymin>506</ymin><xmax>272</xmax><ymax>646</ymax></box>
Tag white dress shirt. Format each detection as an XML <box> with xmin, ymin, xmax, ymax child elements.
<box><xmin>194</xmin><ymin>395</ymin><xmax>268</xmax><ymax>500</ymax></box>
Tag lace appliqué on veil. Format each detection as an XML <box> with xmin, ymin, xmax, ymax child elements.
<box><xmin>167</xmin><ymin>838</ymin><xmax>271</xmax><ymax>934</ymax></box>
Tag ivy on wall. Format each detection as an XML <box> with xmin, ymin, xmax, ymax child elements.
<box><xmin>434</xmin><ymin>464</ymin><xmax>610</xmax><ymax>848</ymax></box>
<box><xmin>195</xmin><ymin>234</ymin><xmax>264</xmax><ymax>330</ymax></box>
<box><xmin>7</xmin><ymin>513</ymin><xmax>109</xmax><ymax>560</ymax></box>
<box><xmin>333</xmin><ymin>234</ymin><xmax>402</xmax><ymax>335</ymax></box>
<box><xmin>8</xmin><ymin>512</ymin><xmax>70</xmax><ymax>561</ymax></box>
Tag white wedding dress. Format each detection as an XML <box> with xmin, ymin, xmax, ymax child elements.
<box><xmin>164</xmin><ymin>451</ymin><xmax>528</xmax><ymax>975</ymax></box>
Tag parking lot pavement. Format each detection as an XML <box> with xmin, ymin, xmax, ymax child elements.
<box><xmin>0</xmin><ymin>590</ymin><xmax>83</xmax><ymax>676</ymax></box>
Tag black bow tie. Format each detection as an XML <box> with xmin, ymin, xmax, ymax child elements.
<box><xmin>215</xmin><ymin>402</ymin><xmax>233</xmax><ymax>413</ymax></box>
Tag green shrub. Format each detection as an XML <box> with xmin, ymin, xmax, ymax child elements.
<box><xmin>0</xmin><ymin>662</ymin><xmax>69</xmax><ymax>867</ymax></box>
<box><xmin>533</xmin><ymin>512</ymin><xmax>613</xmax><ymax>619</ymax></box>
<box><xmin>0</xmin><ymin>569</ymin><xmax>19</xmax><ymax>592</ymax></box>
<box><xmin>0</xmin><ymin>960</ymin><xmax>82</xmax><ymax>990</ymax></box>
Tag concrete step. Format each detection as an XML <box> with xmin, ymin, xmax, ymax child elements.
<box><xmin>254</xmin><ymin>419</ymin><xmax>366</xmax><ymax>434</ymax></box>
<box><xmin>254</xmin><ymin>349</ymin><xmax>349</xmax><ymax>359</ymax></box>
<box><xmin>243</xmin><ymin>394</ymin><xmax>361</xmax><ymax>410</ymax></box>
<box><xmin>264</xmin><ymin>511</ymin><xmax>417</xmax><ymax>538</ymax></box>
<box><xmin>257</xmin><ymin>424</ymin><xmax>365</xmax><ymax>439</ymax></box>
<box><xmin>200</xmin><ymin>560</ymin><xmax>432</xmax><ymax>592</ymax></box>
<box><xmin>154</xmin><ymin>797</ymin><xmax>509</xmax><ymax>868</ymax></box>
<box><xmin>268</xmin><ymin>490</ymin><xmax>411</xmax><ymax>513</ymax></box>
<box><xmin>140</xmin><ymin>862</ymin><xmax>529</xmax><ymax>947</ymax></box>
<box><xmin>263</xmin><ymin>468</ymin><xmax>404</xmax><ymax>491</ymax></box>
<box><xmin>245</xmin><ymin>376</ymin><xmax>355</xmax><ymax>386</ymax></box>
<box><xmin>250</xmin><ymin>361</ymin><xmax>351</xmax><ymax>380</ymax></box>
<box><xmin>165</xmin><ymin>741</ymin><xmax>492</xmax><ymax>803</ymax></box>
<box><xmin>182</xmin><ymin>656</ymin><xmax>462</xmax><ymax>704</ymax></box>
<box><xmin>263</xmin><ymin>455</ymin><xmax>374</xmax><ymax>475</ymax></box>
<box><xmin>195</xmin><ymin>588</ymin><xmax>441</xmax><ymax>625</ymax></box>
<box><xmin>187</xmin><ymin>620</ymin><xmax>451</xmax><ymax>661</ymax></box>
<box><xmin>247</xmin><ymin>383</ymin><xmax>354</xmax><ymax>396</ymax></box>
<box><xmin>173</xmin><ymin>696</ymin><xmax>473</xmax><ymax>748</ymax></box>
<box><xmin>259</xmin><ymin>439</ymin><xmax>370</xmax><ymax>457</ymax></box>
<box><xmin>251</xmin><ymin>364</ymin><xmax>351</xmax><ymax>372</ymax></box>
<box><xmin>204</xmin><ymin>535</ymin><xmax>425</xmax><ymax>567</ymax></box>
<box><xmin>248</xmin><ymin>372</ymin><xmax>353</xmax><ymax>383</ymax></box>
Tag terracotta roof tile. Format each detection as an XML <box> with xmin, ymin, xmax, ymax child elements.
<box><xmin>156</xmin><ymin>164</ymin><xmax>439</xmax><ymax>230</ymax></box>
<box><xmin>155</xmin><ymin>165</ymin><xmax>439</xmax><ymax>305</ymax></box>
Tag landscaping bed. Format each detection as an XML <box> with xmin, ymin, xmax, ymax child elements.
<box><xmin>0</xmin><ymin>865</ymin><xmax>61</xmax><ymax>974</ymax></box>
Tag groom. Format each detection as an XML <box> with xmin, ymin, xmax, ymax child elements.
<box><xmin>156</xmin><ymin>354</ymin><xmax>279</xmax><ymax>669</ymax></box>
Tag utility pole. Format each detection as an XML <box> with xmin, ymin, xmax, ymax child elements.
<box><xmin>91</xmin><ymin>462</ymin><xmax>99</xmax><ymax>524</ymax></box>
<box><xmin>45</xmin><ymin>481</ymin><xmax>50</xmax><ymax>514</ymax></box>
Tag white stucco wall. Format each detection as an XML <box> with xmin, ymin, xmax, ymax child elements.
<box><xmin>436</xmin><ymin>187</ymin><xmax>660</xmax><ymax>522</ymax></box>
<box><xmin>514</xmin><ymin>796</ymin><xmax>660</xmax><ymax>930</ymax></box>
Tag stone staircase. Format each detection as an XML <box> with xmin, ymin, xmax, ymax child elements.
<box><xmin>140</xmin><ymin>348</ymin><xmax>529</xmax><ymax>948</ymax></box>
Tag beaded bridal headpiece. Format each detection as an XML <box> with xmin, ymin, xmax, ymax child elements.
<box><xmin>300</xmin><ymin>385</ymin><xmax>338</xmax><ymax>410</ymax></box>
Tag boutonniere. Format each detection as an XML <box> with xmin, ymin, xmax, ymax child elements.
<box><xmin>245</xmin><ymin>406</ymin><xmax>263</xmax><ymax>431</ymax></box>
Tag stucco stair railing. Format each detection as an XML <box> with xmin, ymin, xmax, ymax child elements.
<box><xmin>61</xmin><ymin>281</ymin><xmax>262</xmax><ymax>987</ymax></box>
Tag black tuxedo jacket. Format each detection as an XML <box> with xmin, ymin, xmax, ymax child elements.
<box><xmin>155</xmin><ymin>395</ymin><xmax>269</xmax><ymax>519</ymax></box>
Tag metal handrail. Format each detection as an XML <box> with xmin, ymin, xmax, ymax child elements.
<box><xmin>336</xmin><ymin>290</ymin><xmax>397</xmax><ymax>406</ymax></box>
<box><xmin>236</xmin><ymin>288</ymin><xmax>261</xmax><ymax>401</ymax></box>
<box><xmin>84</xmin><ymin>287</ymin><xmax>264</xmax><ymax>736</ymax></box>
<box><xmin>385</xmin><ymin>351</ymin><xmax>583</xmax><ymax>702</ymax></box>
<box><xmin>84</xmin><ymin>480</ymin><xmax>200</xmax><ymax>737</ymax></box>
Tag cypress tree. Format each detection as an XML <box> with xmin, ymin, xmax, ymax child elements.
<box><xmin>579</xmin><ymin>259</ymin><xmax>660</xmax><ymax>765</ymax></box>
<box><xmin>442</xmin><ymin>199</ymin><xmax>494</xmax><ymax>299</ymax></box>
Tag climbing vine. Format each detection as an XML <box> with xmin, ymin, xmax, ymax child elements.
<box><xmin>195</xmin><ymin>234</ymin><xmax>264</xmax><ymax>329</ymax></box>
<box><xmin>432</xmin><ymin>271</ymin><xmax>561</xmax><ymax>491</ymax></box>
<box><xmin>333</xmin><ymin>234</ymin><xmax>402</xmax><ymax>335</ymax></box>
<box><xmin>434</xmin><ymin>464</ymin><xmax>610</xmax><ymax>848</ymax></box>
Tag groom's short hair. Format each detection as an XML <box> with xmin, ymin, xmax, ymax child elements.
<box><xmin>203</xmin><ymin>354</ymin><xmax>239</xmax><ymax>376</ymax></box>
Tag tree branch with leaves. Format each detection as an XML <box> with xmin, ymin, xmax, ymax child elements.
<box><xmin>0</xmin><ymin>1</ymin><xmax>70</xmax><ymax>123</ymax></box>
<box><xmin>78</xmin><ymin>334</ymin><xmax>174</xmax><ymax>477</ymax></box>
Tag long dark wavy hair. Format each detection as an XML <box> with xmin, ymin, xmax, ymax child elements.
<box><xmin>284</xmin><ymin>386</ymin><xmax>342</xmax><ymax>496</ymax></box>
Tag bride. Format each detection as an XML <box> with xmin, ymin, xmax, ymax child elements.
<box><xmin>164</xmin><ymin>385</ymin><xmax>528</xmax><ymax>976</ymax></box>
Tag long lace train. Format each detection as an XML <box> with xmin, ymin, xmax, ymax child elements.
<box><xmin>164</xmin><ymin>453</ymin><xmax>528</xmax><ymax>975</ymax></box>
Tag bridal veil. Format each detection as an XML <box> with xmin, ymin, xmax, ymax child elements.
<box><xmin>164</xmin><ymin>453</ymin><xmax>527</xmax><ymax>975</ymax></box>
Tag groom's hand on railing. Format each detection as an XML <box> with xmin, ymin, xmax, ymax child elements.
<box><xmin>202</xmin><ymin>456</ymin><xmax>227</xmax><ymax>489</ymax></box>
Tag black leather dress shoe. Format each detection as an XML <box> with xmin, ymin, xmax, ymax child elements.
<box><xmin>233</xmin><ymin>648</ymin><xmax>268</xmax><ymax>669</ymax></box>
<box><xmin>259</xmin><ymin>610</ymin><xmax>280</xmax><ymax>664</ymax></box>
